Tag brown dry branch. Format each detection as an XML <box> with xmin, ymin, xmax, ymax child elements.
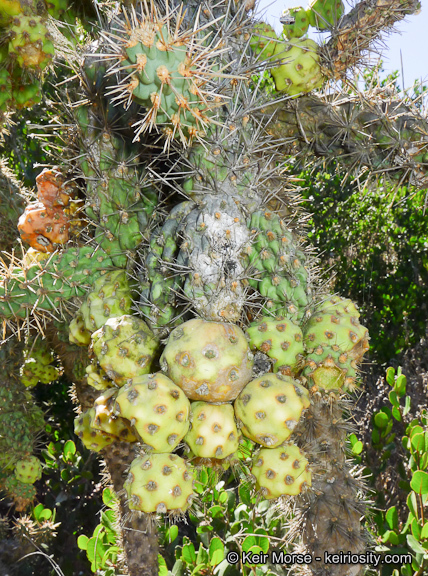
<box><xmin>321</xmin><ymin>0</ymin><xmax>422</xmax><ymax>79</ymax></box>
<box><xmin>263</xmin><ymin>91</ymin><xmax>428</xmax><ymax>189</ymax></box>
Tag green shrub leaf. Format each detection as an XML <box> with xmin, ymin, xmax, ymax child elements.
<box><xmin>411</xmin><ymin>471</ymin><xmax>428</xmax><ymax>494</ymax></box>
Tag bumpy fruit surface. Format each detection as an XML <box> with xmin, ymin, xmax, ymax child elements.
<box><xmin>185</xmin><ymin>402</ymin><xmax>240</xmax><ymax>459</ymax></box>
<box><xmin>69</xmin><ymin>315</ymin><xmax>91</xmax><ymax>346</ymax></box>
<box><xmin>114</xmin><ymin>373</ymin><xmax>190</xmax><ymax>452</ymax></box>
<box><xmin>234</xmin><ymin>374</ymin><xmax>310</xmax><ymax>447</ymax></box>
<box><xmin>18</xmin><ymin>202</ymin><xmax>70</xmax><ymax>252</ymax></box>
<box><xmin>90</xmin><ymin>389</ymin><xmax>137</xmax><ymax>442</ymax></box>
<box><xmin>271</xmin><ymin>39</ymin><xmax>324</xmax><ymax>96</ymax></box>
<box><xmin>160</xmin><ymin>319</ymin><xmax>254</xmax><ymax>402</ymax></box>
<box><xmin>85</xmin><ymin>362</ymin><xmax>111</xmax><ymax>390</ymax></box>
<box><xmin>74</xmin><ymin>408</ymin><xmax>117</xmax><ymax>452</ymax></box>
<box><xmin>302</xmin><ymin>345</ymin><xmax>358</xmax><ymax>391</ymax></box>
<box><xmin>91</xmin><ymin>315</ymin><xmax>158</xmax><ymax>385</ymax></box>
<box><xmin>246</xmin><ymin>316</ymin><xmax>304</xmax><ymax>375</ymax></box>
<box><xmin>303</xmin><ymin>307</ymin><xmax>369</xmax><ymax>357</ymax></box>
<box><xmin>3</xmin><ymin>476</ymin><xmax>37</xmax><ymax>510</ymax></box>
<box><xmin>14</xmin><ymin>456</ymin><xmax>42</xmax><ymax>484</ymax></box>
<box><xmin>281</xmin><ymin>7</ymin><xmax>310</xmax><ymax>39</ymax></box>
<box><xmin>8</xmin><ymin>16</ymin><xmax>55</xmax><ymax>70</ymax></box>
<box><xmin>79</xmin><ymin>270</ymin><xmax>132</xmax><ymax>332</ymax></box>
<box><xmin>250</xmin><ymin>22</ymin><xmax>278</xmax><ymax>59</ymax></box>
<box><xmin>252</xmin><ymin>444</ymin><xmax>311</xmax><ymax>498</ymax></box>
<box><xmin>124</xmin><ymin>453</ymin><xmax>195</xmax><ymax>513</ymax></box>
<box><xmin>307</xmin><ymin>0</ymin><xmax>344</xmax><ymax>30</ymax></box>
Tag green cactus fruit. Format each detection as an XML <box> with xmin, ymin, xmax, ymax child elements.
<box><xmin>307</xmin><ymin>0</ymin><xmax>344</xmax><ymax>30</ymax></box>
<box><xmin>246</xmin><ymin>316</ymin><xmax>304</xmax><ymax>375</ymax></box>
<box><xmin>302</xmin><ymin>345</ymin><xmax>359</xmax><ymax>392</ymax></box>
<box><xmin>85</xmin><ymin>362</ymin><xmax>111</xmax><ymax>391</ymax></box>
<box><xmin>185</xmin><ymin>402</ymin><xmax>240</xmax><ymax>460</ymax></box>
<box><xmin>250</xmin><ymin>22</ymin><xmax>279</xmax><ymax>59</ymax></box>
<box><xmin>315</xmin><ymin>295</ymin><xmax>360</xmax><ymax>317</ymax></box>
<box><xmin>114</xmin><ymin>373</ymin><xmax>191</xmax><ymax>452</ymax></box>
<box><xmin>3</xmin><ymin>475</ymin><xmax>37</xmax><ymax>510</ymax></box>
<box><xmin>8</xmin><ymin>16</ymin><xmax>55</xmax><ymax>71</ymax></box>
<box><xmin>91</xmin><ymin>315</ymin><xmax>158</xmax><ymax>385</ymax></box>
<box><xmin>124</xmin><ymin>453</ymin><xmax>195</xmax><ymax>514</ymax></box>
<box><xmin>0</xmin><ymin>0</ymin><xmax>21</xmax><ymax>20</ymax></box>
<box><xmin>74</xmin><ymin>408</ymin><xmax>117</xmax><ymax>452</ymax></box>
<box><xmin>251</xmin><ymin>444</ymin><xmax>311</xmax><ymax>498</ymax></box>
<box><xmin>69</xmin><ymin>315</ymin><xmax>91</xmax><ymax>346</ymax></box>
<box><xmin>271</xmin><ymin>39</ymin><xmax>324</xmax><ymax>96</ymax></box>
<box><xmin>281</xmin><ymin>7</ymin><xmax>310</xmax><ymax>39</ymax></box>
<box><xmin>303</xmin><ymin>307</ymin><xmax>369</xmax><ymax>358</ymax></box>
<box><xmin>79</xmin><ymin>270</ymin><xmax>132</xmax><ymax>333</ymax></box>
<box><xmin>14</xmin><ymin>456</ymin><xmax>42</xmax><ymax>484</ymax></box>
<box><xmin>20</xmin><ymin>339</ymin><xmax>59</xmax><ymax>387</ymax></box>
<box><xmin>160</xmin><ymin>319</ymin><xmax>254</xmax><ymax>402</ymax></box>
<box><xmin>0</xmin><ymin>69</ymin><xmax>12</xmax><ymax>111</ymax></box>
<box><xmin>90</xmin><ymin>389</ymin><xmax>137</xmax><ymax>442</ymax></box>
<box><xmin>234</xmin><ymin>373</ymin><xmax>310</xmax><ymax>447</ymax></box>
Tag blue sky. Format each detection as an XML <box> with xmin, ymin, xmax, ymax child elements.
<box><xmin>256</xmin><ymin>0</ymin><xmax>428</xmax><ymax>89</ymax></box>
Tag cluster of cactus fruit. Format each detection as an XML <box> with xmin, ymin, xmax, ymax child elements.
<box><xmin>0</xmin><ymin>0</ymin><xmax>378</xmax><ymax>573</ymax></box>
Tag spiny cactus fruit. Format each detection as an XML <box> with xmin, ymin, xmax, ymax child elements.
<box><xmin>20</xmin><ymin>338</ymin><xmax>59</xmax><ymax>387</ymax></box>
<box><xmin>91</xmin><ymin>315</ymin><xmax>159</xmax><ymax>385</ymax></box>
<box><xmin>3</xmin><ymin>475</ymin><xmax>37</xmax><ymax>511</ymax></box>
<box><xmin>14</xmin><ymin>456</ymin><xmax>42</xmax><ymax>484</ymax></box>
<box><xmin>280</xmin><ymin>7</ymin><xmax>310</xmax><ymax>39</ymax></box>
<box><xmin>250</xmin><ymin>22</ymin><xmax>279</xmax><ymax>59</ymax></box>
<box><xmin>185</xmin><ymin>402</ymin><xmax>240</xmax><ymax>460</ymax></box>
<box><xmin>85</xmin><ymin>361</ymin><xmax>111</xmax><ymax>391</ymax></box>
<box><xmin>302</xmin><ymin>345</ymin><xmax>359</xmax><ymax>391</ymax></box>
<box><xmin>234</xmin><ymin>373</ymin><xmax>310</xmax><ymax>447</ymax></box>
<box><xmin>69</xmin><ymin>315</ymin><xmax>91</xmax><ymax>347</ymax></box>
<box><xmin>124</xmin><ymin>453</ymin><xmax>195</xmax><ymax>514</ymax></box>
<box><xmin>303</xmin><ymin>300</ymin><xmax>369</xmax><ymax>357</ymax></box>
<box><xmin>251</xmin><ymin>444</ymin><xmax>311</xmax><ymax>498</ymax></box>
<box><xmin>246</xmin><ymin>316</ymin><xmax>304</xmax><ymax>375</ymax></box>
<box><xmin>90</xmin><ymin>388</ymin><xmax>137</xmax><ymax>442</ymax></box>
<box><xmin>74</xmin><ymin>408</ymin><xmax>117</xmax><ymax>452</ymax></box>
<box><xmin>307</xmin><ymin>0</ymin><xmax>345</xmax><ymax>30</ymax></box>
<box><xmin>18</xmin><ymin>201</ymin><xmax>70</xmax><ymax>252</ymax></box>
<box><xmin>114</xmin><ymin>373</ymin><xmax>190</xmax><ymax>452</ymax></box>
<box><xmin>160</xmin><ymin>319</ymin><xmax>254</xmax><ymax>402</ymax></box>
<box><xmin>8</xmin><ymin>15</ymin><xmax>54</xmax><ymax>71</ymax></box>
<box><xmin>78</xmin><ymin>270</ymin><xmax>132</xmax><ymax>334</ymax></box>
<box><xmin>271</xmin><ymin>38</ymin><xmax>324</xmax><ymax>96</ymax></box>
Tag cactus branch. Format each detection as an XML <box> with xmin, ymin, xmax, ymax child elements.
<box><xmin>264</xmin><ymin>91</ymin><xmax>428</xmax><ymax>189</ymax></box>
<box><xmin>321</xmin><ymin>0</ymin><xmax>422</xmax><ymax>79</ymax></box>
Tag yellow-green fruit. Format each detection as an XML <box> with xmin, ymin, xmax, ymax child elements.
<box><xmin>302</xmin><ymin>345</ymin><xmax>358</xmax><ymax>392</ymax></box>
<box><xmin>80</xmin><ymin>270</ymin><xmax>132</xmax><ymax>333</ymax></box>
<box><xmin>185</xmin><ymin>402</ymin><xmax>240</xmax><ymax>460</ymax></box>
<box><xmin>8</xmin><ymin>16</ymin><xmax>55</xmax><ymax>71</ymax></box>
<box><xmin>90</xmin><ymin>389</ymin><xmax>137</xmax><ymax>442</ymax></box>
<box><xmin>315</xmin><ymin>295</ymin><xmax>360</xmax><ymax>317</ymax></box>
<box><xmin>246</xmin><ymin>316</ymin><xmax>304</xmax><ymax>375</ymax></box>
<box><xmin>69</xmin><ymin>315</ymin><xmax>91</xmax><ymax>346</ymax></box>
<box><xmin>0</xmin><ymin>0</ymin><xmax>21</xmax><ymax>23</ymax></box>
<box><xmin>250</xmin><ymin>22</ymin><xmax>278</xmax><ymax>59</ymax></box>
<box><xmin>124</xmin><ymin>453</ymin><xmax>195</xmax><ymax>513</ymax></box>
<box><xmin>271</xmin><ymin>39</ymin><xmax>324</xmax><ymax>96</ymax></box>
<box><xmin>74</xmin><ymin>408</ymin><xmax>117</xmax><ymax>452</ymax></box>
<box><xmin>234</xmin><ymin>374</ymin><xmax>310</xmax><ymax>448</ymax></box>
<box><xmin>14</xmin><ymin>456</ymin><xmax>42</xmax><ymax>484</ymax></box>
<box><xmin>303</xmin><ymin>309</ymin><xmax>369</xmax><ymax>357</ymax></box>
<box><xmin>85</xmin><ymin>362</ymin><xmax>111</xmax><ymax>391</ymax></box>
<box><xmin>160</xmin><ymin>319</ymin><xmax>254</xmax><ymax>402</ymax></box>
<box><xmin>281</xmin><ymin>7</ymin><xmax>310</xmax><ymax>39</ymax></box>
<box><xmin>114</xmin><ymin>373</ymin><xmax>190</xmax><ymax>452</ymax></box>
<box><xmin>307</xmin><ymin>0</ymin><xmax>344</xmax><ymax>30</ymax></box>
<box><xmin>251</xmin><ymin>444</ymin><xmax>311</xmax><ymax>498</ymax></box>
<box><xmin>91</xmin><ymin>315</ymin><xmax>158</xmax><ymax>385</ymax></box>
